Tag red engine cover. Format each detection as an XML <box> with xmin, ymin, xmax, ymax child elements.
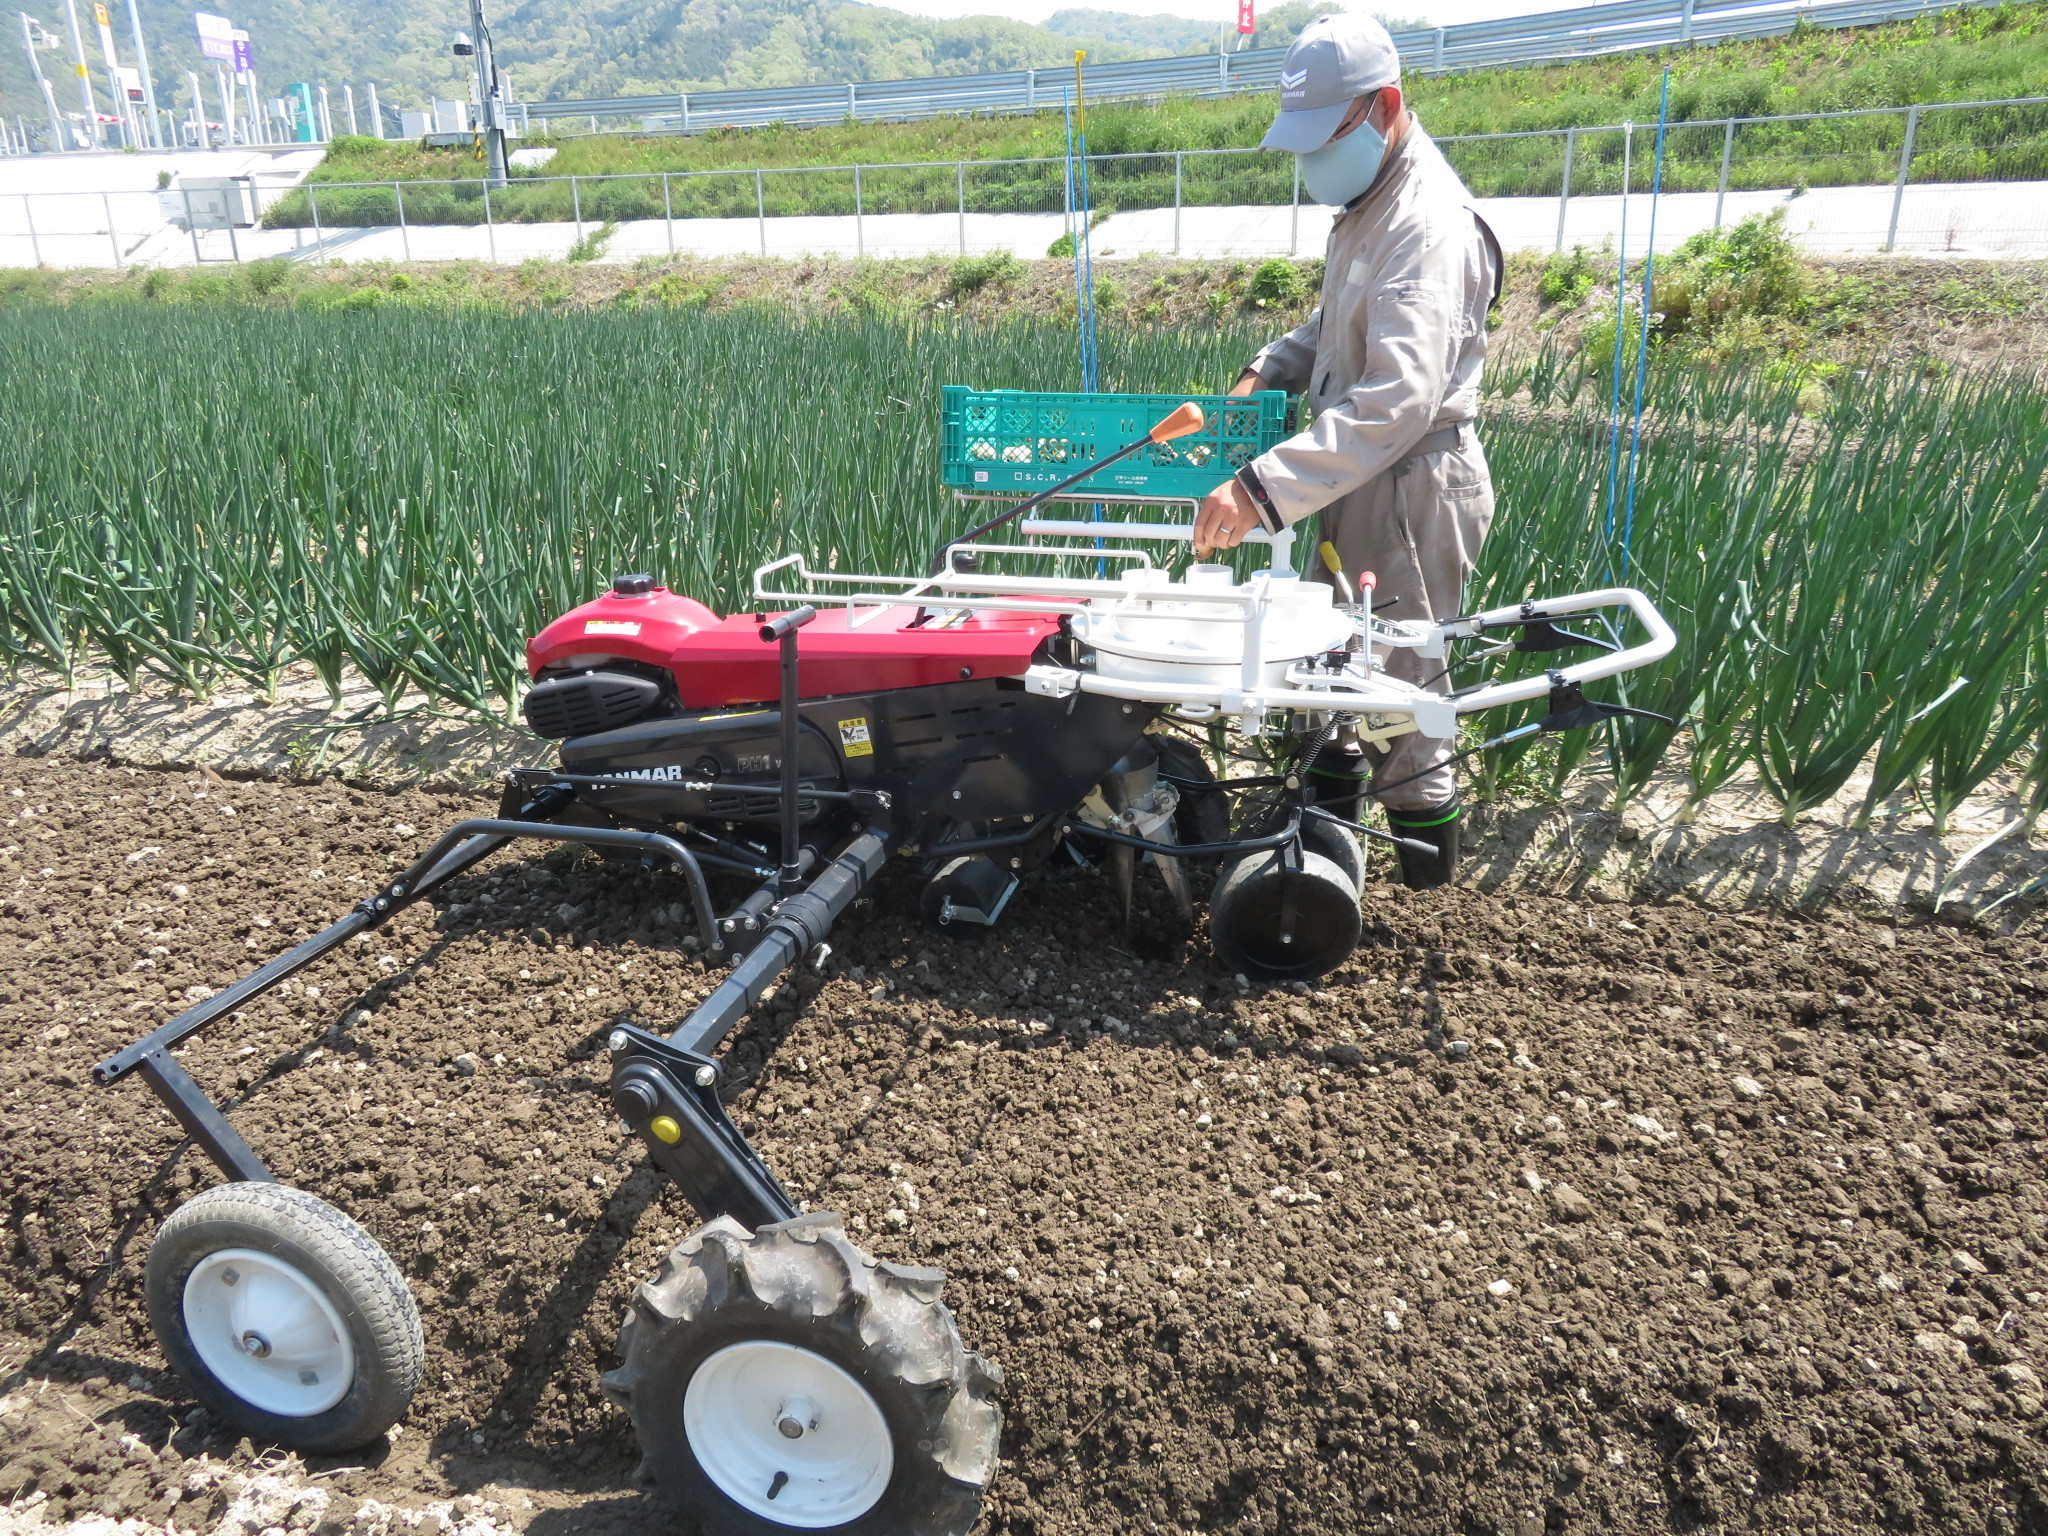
<box><xmin>528</xmin><ymin>590</ymin><xmax>1062</xmax><ymax>709</ymax></box>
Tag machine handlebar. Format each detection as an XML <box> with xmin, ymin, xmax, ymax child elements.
<box><xmin>759</xmin><ymin>604</ymin><xmax>818</xmax><ymax>642</ymax></box>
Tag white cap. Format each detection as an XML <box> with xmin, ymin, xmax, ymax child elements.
<box><xmin>1259</xmin><ymin>13</ymin><xmax>1402</xmax><ymax>154</ymax></box>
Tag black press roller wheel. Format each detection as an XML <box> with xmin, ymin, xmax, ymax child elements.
<box><xmin>1208</xmin><ymin>848</ymin><xmax>1362</xmax><ymax>981</ymax></box>
<box><xmin>145</xmin><ymin>1182</ymin><xmax>423</xmax><ymax>1453</ymax></box>
<box><xmin>603</xmin><ymin>1211</ymin><xmax>1002</xmax><ymax>1536</ymax></box>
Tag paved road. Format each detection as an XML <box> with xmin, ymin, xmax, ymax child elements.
<box><xmin>0</xmin><ymin>172</ymin><xmax>2042</xmax><ymax>268</ymax></box>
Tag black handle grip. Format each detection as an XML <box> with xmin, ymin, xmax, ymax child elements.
<box><xmin>760</xmin><ymin>604</ymin><xmax>818</xmax><ymax>642</ymax></box>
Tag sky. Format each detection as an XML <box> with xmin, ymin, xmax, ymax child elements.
<box><xmin>870</xmin><ymin>0</ymin><xmax>1570</xmax><ymax>29</ymax></box>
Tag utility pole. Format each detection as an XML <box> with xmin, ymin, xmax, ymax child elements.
<box><xmin>213</xmin><ymin>62</ymin><xmax>232</xmax><ymax>143</ymax></box>
<box><xmin>87</xmin><ymin>0</ymin><xmax>134</xmax><ymax>147</ymax></box>
<box><xmin>122</xmin><ymin>0</ymin><xmax>158</xmax><ymax>146</ymax></box>
<box><xmin>453</xmin><ymin>0</ymin><xmax>506</xmax><ymax>186</ymax></box>
<box><xmin>343</xmin><ymin>82</ymin><xmax>356</xmax><ymax>134</ymax></box>
<box><xmin>186</xmin><ymin>67</ymin><xmax>204</xmax><ymax>145</ymax></box>
<box><xmin>59</xmin><ymin>0</ymin><xmax>98</xmax><ymax>147</ymax></box>
<box><xmin>21</xmin><ymin>13</ymin><xmax>70</xmax><ymax>150</ymax></box>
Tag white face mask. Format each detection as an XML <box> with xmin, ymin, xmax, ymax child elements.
<box><xmin>1297</xmin><ymin>115</ymin><xmax>1388</xmax><ymax>208</ymax></box>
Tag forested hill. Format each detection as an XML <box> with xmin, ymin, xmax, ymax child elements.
<box><xmin>0</xmin><ymin>0</ymin><xmax>1345</xmax><ymax>125</ymax></box>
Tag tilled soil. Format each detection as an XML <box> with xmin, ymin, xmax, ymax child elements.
<box><xmin>4</xmin><ymin>753</ymin><xmax>2048</xmax><ymax>1535</ymax></box>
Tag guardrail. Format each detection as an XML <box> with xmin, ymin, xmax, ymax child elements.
<box><xmin>521</xmin><ymin>0</ymin><xmax>1990</xmax><ymax>132</ymax></box>
<box><xmin>4</xmin><ymin>91</ymin><xmax>2044</xmax><ymax>266</ymax></box>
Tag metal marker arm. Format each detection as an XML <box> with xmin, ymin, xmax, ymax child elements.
<box><xmin>137</xmin><ymin>1047</ymin><xmax>276</xmax><ymax>1184</ymax></box>
<box><xmin>95</xmin><ymin>813</ymin><xmax>722</xmax><ymax>1085</ymax></box>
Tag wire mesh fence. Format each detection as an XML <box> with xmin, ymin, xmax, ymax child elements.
<box><xmin>4</xmin><ymin>94</ymin><xmax>2047</xmax><ymax>268</ymax></box>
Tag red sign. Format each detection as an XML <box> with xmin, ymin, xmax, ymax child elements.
<box><xmin>1237</xmin><ymin>0</ymin><xmax>1254</xmax><ymax>34</ymax></box>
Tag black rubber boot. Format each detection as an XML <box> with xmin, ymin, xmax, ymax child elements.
<box><xmin>1307</xmin><ymin>734</ymin><xmax>1371</xmax><ymax>823</ymax></box>
<box><xmin>1387</xmin><ymin>798</ymin><xmax>1461</xmax><ymax>890</ymax></box>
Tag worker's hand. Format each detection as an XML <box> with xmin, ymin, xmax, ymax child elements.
<box><xmin>1193</xmin><ymin>478</ymin><xmax>1261</xmax><ymax>557</ymax></box>
<box><xmin>1225</xmin><ymin>369</ymin><xmax>1262</xmax><ymax>399</ymax></box>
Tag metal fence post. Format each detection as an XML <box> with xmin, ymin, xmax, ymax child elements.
<box><xmin>23</xmin><ymin>195</ymin><xmax>40</xmax><ymax>266</ymax></box>
<box><xmin>854</xmin><ymin>164</ymin><xmax>863</xmax><ymax>258</ymax></box>
<box><xmin>663</xmin><ymin>171</ymin><xmax>674</xmax><ymax>254</ymax></box>
<box><xmin>182</xmin><ymin>187</ymin><xmax>200</xmax><ymax>264</ymax></box>
<box><xmin>1289</xmin><ymin>157</ymin><xmax>1299</xmax><ymax>255</ymax></box>
<box><xmin>394</xmin><ymin>182</ymin><xmax>410</xmax><ymax>263</ymax></box>
<box><xmin>1432</xmin><ymin>27</ymin><xmax>1445</xmax><ymax>70</ymax></box>
<box><xmin>956</xmin><ymin>160</ymin><xmax>965</xmax><ymax>255</ymax></box>
<box><xmin>1714</xmin><ymin>119</ymin><xmax>1735</xmax><ymax>228</ymax></box>
<box><xmin>1556</xmin><ymin>126</ymin><xmax>1575</xmax><ymax>251</ymax></box>
<box><xmin>756</xmin><ymin>168</ymin><xmax>766</xmax><ymax>256</ymax></box>
<box><xmin>847</xmin><ymin>82</ymin><xmax>857</xmax><ymax>118</ymax></box>
<box><xmin>1026</xmin><ymin>69</ymin><xmax>1035</xmax><ymax>111</ymax></box>
<box><xmin>571</xmin><ymin>174</ymin><xmax>582</xmax><ymax>240</ymax></box>
<box><xmin>1886</xmin><ymin>104</ymin><xmax>1920</xmax><ymax>252</ymax></box>
<box><xmin>1217</xmin><ymin>52</ymin><xmax>1227</xmax><ymax>90</ymax></box>
<box><xmin>1680</xmin><ymin>0</ymin><xmax>1696</xmax><ymax>42</ymax></box>
<box><xmin>308</xmin><ymin>183</ymin><xmax>321</xmax><ymax>251</ymax></box>
<box><xmin>482</xmin><ymin>178</ymin><xmax>496</xmax><ymax>264</ymax></box>
<box><xmin>103</xmin><ymin>191</ymin><xmax>122</xmax><ymax>267</ymax></box>
<box><xmin>1173</xmin><ymin>150</ymin><xmax>1182</xmax><ymax>255</ymax></box>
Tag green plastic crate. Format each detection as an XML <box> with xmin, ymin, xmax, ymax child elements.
<box><xmin>940</xmin><ymin>386</ymin><xmax>1292</xmax><ymax>501</ymax></box>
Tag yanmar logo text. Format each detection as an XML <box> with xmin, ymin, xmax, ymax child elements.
<box><xmin>609</xmin><ymin>764</ymin><xmax>688</xmax><ymax>782</ymax></box>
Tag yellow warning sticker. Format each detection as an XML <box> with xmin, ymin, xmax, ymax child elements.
<box><xmin>838</xmin><ymin>717</ymin><xmax>874</xmax><ymax>757</ymax></box>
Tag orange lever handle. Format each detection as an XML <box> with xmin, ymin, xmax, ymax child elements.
<box><xmin>1148</xmin><ymin>401</ymin><xmax>1205</xmax><ymax>444</ymax></box>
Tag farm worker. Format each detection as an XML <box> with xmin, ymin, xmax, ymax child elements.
<box><xmin>1191</xmin><ymin>12</ymin><xmax>1501</xmax><ymax>891</ymax></box>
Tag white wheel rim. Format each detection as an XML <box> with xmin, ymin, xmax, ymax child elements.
<box><xmin>182</xmin><ymin>1248</ymin><xmax>354</xmax><ymax>1417</ymax></box>
<box><xmin>683</xmin><ymin>1341</ymin><xmax>894</xmax><ymax>1528</ymax></box>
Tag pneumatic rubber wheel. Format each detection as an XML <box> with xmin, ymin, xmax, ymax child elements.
<box><xmin>1208</xmin><ymin>848</ymin><xmax>1362</xmax><ymax>982</ymax></box>
<box><xmin>145</xmin><ymin>1182</ymin><xmax>423</xmax><ymax>1453</ymax></box>
<box><xmin>602</xmin><ymin>1212</ymin><xmax>1002</xmax><ymax>1536</ymax></box>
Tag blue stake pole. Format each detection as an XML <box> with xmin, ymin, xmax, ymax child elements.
<box><xmin>1066</xmin><ymin>56</ymin><xmax>1104</xmax><ymax>566</ymax></box>
<box><xmin>1602</xmin><ymin>122</ymin><xmax>1634</xmax><ymax>573</ymax></box>
<box><xmin>1619</xmin><ymin>69</ymin><xmax>1673</xmax><ymax>579</ymax></box>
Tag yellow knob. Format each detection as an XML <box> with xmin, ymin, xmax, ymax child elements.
<box><xmin>649</xmin><ymin>1115</ymin><xmax>682</xmax><ymax>1145</ymax></box>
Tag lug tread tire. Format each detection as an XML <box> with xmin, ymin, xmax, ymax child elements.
<box><xmin>601</xmin><ymin>1211</ymin><xmax>1001</xmax><ymax>1536</ymax></box>
<box><xmin>145</xmin><ymin>1181</ymin><xmax>423</xmax><ymax>1454</ymax></box>
<box><xmin>1148</xmin><ymin>733</ymin><xmax>1230</xmax><ymax>856</ymax></box>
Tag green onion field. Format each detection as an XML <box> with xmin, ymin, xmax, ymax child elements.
<box><xmin>0</xmin><ymin>304</ymin><xmax>2041</xmax><ymax>825</ymax></box>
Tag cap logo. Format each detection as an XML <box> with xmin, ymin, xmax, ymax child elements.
<box><xmin>1281</xmin><ymin>67</ymin><xmax>1308</xmax><ymax>88</ymax></box>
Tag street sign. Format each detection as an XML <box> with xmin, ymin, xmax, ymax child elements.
<box><xmin>1237</xmin><ymin>0</ymin><xmax>1255</xmax><ymax>35</ymax></box>
<box><xmin>194</xmin><ymin>12</ymin><xmax>235</xmax><ymax>63</ymax></box>
<box><xmin>93</xmin><ymin>1</ymin><xmax>119</xmax><ymax>68</ymax></box>
<box><xmin>231</xmin><ymin>27</ymin><xmax>252</xmax><ymax>70</ymax></box>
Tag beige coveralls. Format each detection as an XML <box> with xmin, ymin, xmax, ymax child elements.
<box><xmin>1243</xmin><ymin>120</ymin><xmax>1500</xmax><ymax>811</ymax></box>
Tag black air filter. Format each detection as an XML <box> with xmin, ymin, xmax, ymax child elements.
<box><xmin>523</xmin><ymin>670</ymin><xmax>663</xmax><ymax>740</ymax></box>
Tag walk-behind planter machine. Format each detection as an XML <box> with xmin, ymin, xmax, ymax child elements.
<box><xmin>93</xmin><ymin>391</ymin><xmax>1675</xmax><ymax>1533</ymax></box>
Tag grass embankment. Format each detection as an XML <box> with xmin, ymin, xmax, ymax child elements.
<box><xmin>1</xmin><ymin>221</ymin><xmax>2044</xmax><ymax>825</ymax></box>
<box><xmin>264</xmin><ymin>1</ymin><xmax>2048</xmax><ymax>230</ymax></box>
<box><xmin>6</xmin><ymin>222</ymin><xmax>2046</xmax><ymax>375</ymax></box>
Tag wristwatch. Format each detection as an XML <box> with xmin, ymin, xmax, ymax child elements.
<box><xmin>1234</xmin><ymin>464</ymin><xmax>1286</xmax><ymax>534</ymax></box>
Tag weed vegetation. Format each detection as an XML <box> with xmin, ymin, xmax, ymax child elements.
<box><xmin>266</xmin><ymin>1</ymin><xmax>2048</xmax><ymax>231</ymax></box>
